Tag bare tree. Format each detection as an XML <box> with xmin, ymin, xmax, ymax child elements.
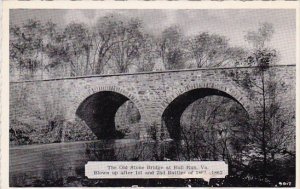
<box><xmin>135</xmin><ymin>35</ymin><xmax>158</xmax><ymax>72</ymax></box>
<box><xmin>45</xmin><ymin>22</ymin><xmax>92</xmax><ymax>77</ymax></box>
<box><xmin>187</xmin><ymin>32</ymin><xmax>246</xmax><ymax>68</ymax></box>
<box><xmin>92</xmin><ymin>15</ymin><xmax>146</xmax><ymax>74</ymax></box>
<box><xmin>157</xmin><ymin>26</ymin><xmax>188</xmax><ymax>70</ymax></box>
<box><xmin>92</xmin><ymin>15</ymin><xmax>124</xmax><ymax>74</ymax></box>
<box><xmin>173</xmin><ymin>97</ymin><xmax>248</xmax><ymax>163</ymax></box>
<box><xmin>108</xmin><ymin>18</ymin><xmax>146</xmax><ymax>73</ymax></box>
<box><xmin>228</xmin><ymin>22</ymin><xmax>295</xmax><ymax>181</ymax></box>
<box><xmin>10</xmin><ymin>19</ymin><xmax>45</xmax><ymax>79</ymax></box>
<box><xmin>10</xmin><ymin>17</ymin><xmax>250</xmax><ymax>79</ymax></box>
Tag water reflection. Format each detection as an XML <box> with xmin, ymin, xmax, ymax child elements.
<box><xmin>9</xmin><ymin>139</ymin><xmax>164</xmax><ymax>186</ymax></box>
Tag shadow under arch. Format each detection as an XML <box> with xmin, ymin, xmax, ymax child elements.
<box><xmin>76</xmin><ymin>91</ymin><xmax>141</xmax><ymax>139</ymax></box>
<box><xmin>162</xmin><ymin>88</ymin><xmax>248</xmax><ymax>140</ymax></box>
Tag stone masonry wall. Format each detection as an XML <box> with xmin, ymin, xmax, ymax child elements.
<box><xmin>10</xmin><ymin>65</ymin><xmax>295</xmax><ymax>139</ymax></box>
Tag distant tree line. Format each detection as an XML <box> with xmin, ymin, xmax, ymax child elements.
<box><xmin>10</xmin><ymin>14</ymin><xmax>248</xmax><ymax>80</ymax></box>
<box><xmin>171</xmin><ymin>22</ymin><xmax>295</xmax><ymax>186</ymax></box>
<box><xmin>9</xmin><ymin>15</ymin><xmax>295</xmax><ymax>186</ymax></box>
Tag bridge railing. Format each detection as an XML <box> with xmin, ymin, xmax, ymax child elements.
<box><xmin>9</xmin><ymin>64</ymin><xmax>295</xmax><ymax>83</ymax></box>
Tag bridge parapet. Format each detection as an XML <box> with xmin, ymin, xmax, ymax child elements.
<box><xmin>10</xmin><ymin>65</ymin><xmax>295</xmax><ymax>140</ymax></box>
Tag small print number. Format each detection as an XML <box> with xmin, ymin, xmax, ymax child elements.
<box><xmin>278</xmin><ymin>182</ymin><xmax>291</xmax><ymax>186</ymax></box>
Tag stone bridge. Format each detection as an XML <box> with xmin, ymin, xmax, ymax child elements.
<box><xmin>10</xmin><ymin>65</ymin><xmax>295</xmax><ymax>140</ymax></box>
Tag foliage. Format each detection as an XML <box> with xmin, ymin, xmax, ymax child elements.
<box><xmin>44</xmin><ymin>22</ymin><xmax>92</xmax><ymax>76</ymax></box>
<box><xmin>10</xmin><ymin>19</ymin><xmax>45</xmax><ymax>79</ymax></box>
<box><xmin>10</xmin><ymin>17</ymin><xmax>247</xmax><ymax>80</ymax></box>
<box><xmin>174</xmin><ymin>96</ymin><xmax>249</xmax><ymax>162</ymax></box>
<box><xmin>157</xmin><ymin>26</ymin><xmax>188</xmax><ymax>70</ymax></box>
<box><xmin>245</xmin><ymin>22</ymin><xmax>274</xmax><ymax>50</ymax></box>
<box><xmin>9</xmin><ymin>118</ymin><xmax>97</xmax><ymax>145</ymax></box>
<box><xmin>93</xmin><ymin>15</ymin><xmax>149</xmax><ymax>74</ymax></box>
<box><xmin>226</xmin><ymin>22</ymin><xmax>295</xmax><ymax>182</ymax></box>
<box><xmin>187</xmin><ymin>32</ymin><xmax>246</xmax><ymax>68</ymax></box>
<box><xmin>9</xmin><ymin>18</ymin><xmax>295</xmax><ymax>187</ymax></box>
<box><xmin>147</xmin><ymin>121</ymin><xmax>159</xmax><ymax>140</ymax></box>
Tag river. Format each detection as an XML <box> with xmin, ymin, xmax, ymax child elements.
<box><xmin>10</xmin><ymin>139</ymin><xmax>162</xmax><ymax>186</ymax></box>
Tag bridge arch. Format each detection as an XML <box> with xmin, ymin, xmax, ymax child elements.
<box><xmin>70</xmin><ymin>85</ymin><xmax>149</xmax><ymax>139</ymax></box>
<box><xmin>161</xmin><ymin>82</ymin><xmax>252</xmax><ymax>140</ymax></box>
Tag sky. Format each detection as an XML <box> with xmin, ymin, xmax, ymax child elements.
<box><xmin>10</xmin><ymin>9</ymin><xmax>296</xmax><ymax>65</ymax></box>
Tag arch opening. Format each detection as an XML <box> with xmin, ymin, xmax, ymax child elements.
<box><xmin>162</xmin><ymin>88</ymin><xmax>248</xmax><ymax>140</ymax></box>
<box><xmin>76</xmin><ymin>91</ymin><xmax>141</xmax><ymax>139</ymax></box>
